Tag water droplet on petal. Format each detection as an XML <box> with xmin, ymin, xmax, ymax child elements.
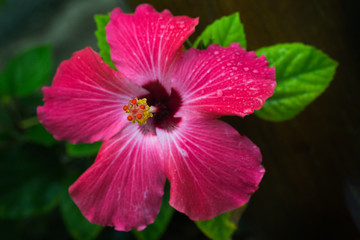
<box><xmin>244</xmin><ymin>109</ymin><xmax>253</xmax><ymax>114</ymax></box>
<box><xmin>243</xmin><ymin>67</ymin><xmax>249</xmax><ymax>71</ymax></box>
<box><xmin>217</xmin><ymin>89</ymin><xmax>223</xmax><ymax>97</ymax></box>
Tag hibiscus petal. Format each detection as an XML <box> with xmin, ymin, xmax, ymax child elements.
<box><xmin>172</xmin><ymin>43</ymin><xmax>276</xmax><ymax>117</ymax></box>
<box><xmin>37</xmin><ymin>47</ymin><xmax>148</xmax><ymax>143</ymax></box>
<box><xmin>156</xmin><ymin>118</ymin><xmax>264</xmax><ymax>220</ymax></box>
<box><xmin>69</xmin><ymin>125</ymin><xmax>166</xmax><ymax>231</ymax></box>
<box><xmin>106</xmin><ymin>4</ymin><xmax>198</xmax><ymax>92</ymax></box>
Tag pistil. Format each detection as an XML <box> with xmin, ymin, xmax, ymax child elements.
<box><xmin>123</xmin><ymin>98</ymin><xmax>154</xmax><ymax>125</ymax></box>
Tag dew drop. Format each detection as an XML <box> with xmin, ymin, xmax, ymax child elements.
<box><xmin>243</xmin><ymin>108</ymin><xmax>252</xmax><ymax>114</ymax></box>
<box><xmin>214</xmin><ymin>51</ymin><xmax>219</xmax><ymax>55</ymax></box>
<box><xmin>216</xmin><ymin>89</ymin><xmax>223</xmax><ymax>97</ymax></box>
<box><xmin>243</xmin><ymin>67</ymin><xmax>249</xmax><ymax>71</ymax></box>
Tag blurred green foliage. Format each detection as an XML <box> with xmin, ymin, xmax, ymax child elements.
<box><xmin>0</xmin><ymin>46</ymin><xmax>52</xmax><ymax>98</ymax></box>
<box><xmin>66</xmin><ymin>142</ymin><xmax>102</xmax><ymax>158</ymax></box>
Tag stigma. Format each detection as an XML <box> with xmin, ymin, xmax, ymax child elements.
<box><xmin>123</xmin><ymin>98</ymin><xmax>154</xmax><ymax>125</ymax></box>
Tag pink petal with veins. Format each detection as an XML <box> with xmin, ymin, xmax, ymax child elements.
<box><xmin>106</xmin><ymin>4</ymin><xmax>198</xmax><ymax>92</ymax></box>
<box><xmin>172</xmin><ymin>43</ymin><xmax>276</xmax><ymax>118</ymax></box>
<box><xmin>69</xmin><ymin>125</ymin><xmax>166</xmax><ymax>231</ymax></box>
<box><xmin>156</xmin><ymin>117</ymin><xmax>265</xmax><ymax>220</ymax></box>
<box><xmin>37</xmin><ymin>47</ymin><xmax>148</xmax><ymax>143</ymax></box>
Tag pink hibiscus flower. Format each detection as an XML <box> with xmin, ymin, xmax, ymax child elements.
<box><xmin>38</xmin><ymin>4</ymin><xmax>276</xmax><ymax>231</ymax></box>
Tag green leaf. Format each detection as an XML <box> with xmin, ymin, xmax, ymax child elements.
<box><xmin>134</xmin><ymin>184</ymin><xmax>174</xmax><ymax>240</ymax></box>
<box><xmin>255</xmin><ymin>43</ymin><xmax>338</xmax><ymax>121</ymax></box>
<box><xmin>24</xmin><ymin>124</ymin><xmax>57</xmax><ymax>147</ymax></box>
<box><xmin>66</xmin><ymin>142</ymin><xmax>102</xmax><ymax>157</ymax></box>
<box><xmin>195</xmin><ymin>205</ymin><xmax>247</xmax><ymax>240</ymax></box>
<box><xmin>95</xmin><ymin>13</ymin><xmax>116</xmax><ymax>70</ymax></box>
<box><xmin>0</xmin><ymin>45</ymin><xmax>52</xmax><ymax>98</ymax></box>
<box><xmin>193</xmin><ymin>12</ymin><xmax>246</xmax><ymax>49</ymax></box>
<box><xmin>195</xmin><ymin>212</ymin><xmax>236</xmax><ymax>240</ymax></box>
<box><xmin>60</xmin><ymin>185</ymin><xmax>103</xmax><ymax>240</ymax></box>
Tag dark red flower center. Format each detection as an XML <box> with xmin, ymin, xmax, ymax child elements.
<box><xmin>138</xmin><ymin>81</ymin><xmax>182</xmax><ymax>135</ymax></box>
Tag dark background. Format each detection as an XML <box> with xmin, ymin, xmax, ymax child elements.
<box><xmin>1</xmin><ymin>0</ymin><xmax>359</xmax><ymax>239</ymax></box>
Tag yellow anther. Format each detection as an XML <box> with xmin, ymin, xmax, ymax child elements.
<box><xmin>123</xmin><ymin>98</ymin><xmax>153</xmax><ymax>125</ymax></box>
